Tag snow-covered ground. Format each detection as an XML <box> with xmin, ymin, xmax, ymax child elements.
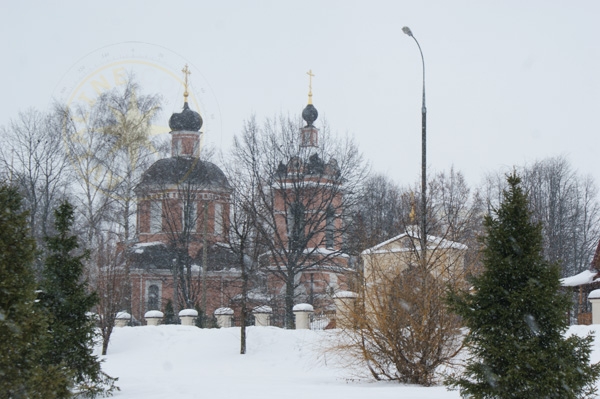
<box><xmin>100</xmin><ymin>325</ymin><xmax>600</xmax><ymax>399</ymax></box>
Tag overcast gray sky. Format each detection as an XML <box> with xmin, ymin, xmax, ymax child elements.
<box><xmin>1</xmin><ymin>0</ymin><xmax>599</xmax><ymax>189</ymax></box>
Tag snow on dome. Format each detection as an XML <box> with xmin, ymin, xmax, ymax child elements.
<box><xmin>561</xmin><ymin>270</ymin><xmax>598</xmax><ymax>287</ymax></box>
<box><xmin>293</xmin><ymin>303</ymin><xmax>314</xmax><ymax>312</ymax></box>
<box><xmin>116</xmin><ymin>311</ymin><xmax>131</xmax><ymax>319</ymax></box>
<box><xmin>333</xmin><ymin>291</ymin><xmax>358</xmax><ymax>299</ymax></box>
<box><xmin>214</xmin><ymin>307</ymin><xmax>234</xmax><ymax>315</ymax></box>
<box><xmin>252</xmin><ymin>305</ymin><xmax>273</xmax><ymax>314</ymax></box>
<box><xmin>144</xmin><ymin>310</ymin><xmax>164</xmax><ymax>318</ymax></box>
<box><xmin>132</xmin><ymin>241</ymin><xmax>164</xmax><ymax>248</ymax></box>
<box><xmin>179</xmin><ymin>309</ymin><xmax>199</xmax><ymax>317</ymax></box>
<box><xmin>589</xmin><ymin>289</ymin><xmax>600</xmax><ymax>299</ymax></box>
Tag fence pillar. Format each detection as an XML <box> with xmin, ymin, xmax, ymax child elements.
<box><xmin>252</xmin><ymin>305</ymin><xmax>273</xmax><ymax>326</ymax></box>
<box><xmin>179</xmin><ymin>309</ymin><xmax>199</xmax><ymax>326</ymax></box>
<box><xmin>144</xmin><ymin>310</ymin><xmax>164</xmax><ymax>326</ymax></box>
<box><xmin>333</xmin><ymin>291</ymin><xmax>358</xmax><ymax>329</ymax></box>
<box><xmin>589</xmin><ymin>290</ymin><xmax>600</xmax><ymax>324</ymax></box>
<box><xmin>214</xmin><ymin>307</ymin><xmax>234</xmax><ymax>328</ymax></box>
<box><xmin>115</xmin><ymin>311</ymin><xmax>132</xmax><ymax>328</ymax></box>
<box><xmin>293</xmin><ymin>303</ymin><xmax>314</xmax><ymax>329</ymax></box>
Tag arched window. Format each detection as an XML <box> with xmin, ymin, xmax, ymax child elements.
<box><xmin>214</xmin><ymin>203</ymin><xmax>223</xmax><ymax>235</ymax></box>
<box><xmin>287</xmin><ymin>202</ymin><xmax>305</xmax><ymax>251</ymax></box>
<box><xmin>150</xmin><ymin>201</ymin><xmax>162</xmax><ymax>233</ymax></box>
<box><xmin>326</xmin><ymin>207</ymin><xmax>335</xmax><ymax>249</ymax></box>
<box><xmin>182</xmin><ymin>200</ymin><xmax>197</xmax><ymax>233</ymax></box>
<box><xmin>147</xmin><ymin>284</ymin><xmax>160</xmax><ymax>310</ymax></box>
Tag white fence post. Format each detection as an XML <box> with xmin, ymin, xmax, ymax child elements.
<box><xmin>293</xmin><ymin>303</ymin><xmax>314</xmax><ymax>329</ymax></box>
<box><xmin>179</xmin><ymin>309</ymin><xmax>199</xmax><ymax>326</ymax></box>
<box><xmin>214</xmin><ymin>307</ymin><xmax>234</xmax><ymax>328</ymax></box>
<box><xmin>252</xmin><ymin>305</ymin><xmax>273</xmax><ymax>326</ymax></box>
<box><xmin>115</xmin><ymin>311</ymin><xmax>132</xmax><ymax>328</ymax></box>
<box><xmin>144</xmin><ymin>310</ymin><xmax>164</xmax><ymax>326</ymax></box>
<box><xmin>333</xmin><ymin>291</ymin><xmax>358</xmax><ymax>329</ymax></box>
<box><xmin>589</xmin><ymin>289</ymin><xmax>600</xmax><ymax>324</ymax></box>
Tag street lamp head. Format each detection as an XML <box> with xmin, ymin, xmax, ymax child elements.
<box><xmin>402</xmin><ymin>26</ymin><xmax>413</xmax><ymax>37</ymax></box>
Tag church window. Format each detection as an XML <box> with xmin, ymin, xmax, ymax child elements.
<box><xmin>182</xmin><ymin>200</ymin><xmax>197</xmax><ymax>232</ymax></box>
<box><xmin>214</xmin><ymin>202</ymin><xmax>223</xmax><ymax>235</ymax></box>
<box><xmin>150</xmin><ymin>201</ymin><xmax>162</xmax><ymax>233</ymax></box>
<box><xmin>288</xmin><ymin>202</ymin><xmax>305</xmax><ymax>250</ymax></box>
<box><xmin>326</xmin><ymin>207</ymin><xmax>335</xmax><ymax>249</ymax></box>
<box><xmin>147</xmin><ymin>284</ymin><xmax>160</xmax><ymax>310</ymax></box>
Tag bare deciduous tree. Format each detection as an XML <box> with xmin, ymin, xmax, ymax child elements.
<box><xmin>331</xmin><ymin>167</ymin><xmax>482</xmax><ymax>385</ymax></box>
<box><xmin>93</xmin><ymin>232</ymin><xmax>128</xmax><ymax>355</ymax></box>
<box><xmin>0</xmin><ymin>109</ymin><xmax>72</xmax><ymax>275</ymax></box>
<box><xmin>224</xmin><ymin>121</ymin><xmax>272</xmax><ymax>352</ymax></box>
<box><xmin>334</xmin><ymin>233</ymin><xmax>467</xmax><ymax>386</ymax></box>
<box><xmin>232</xmin><ymin>116</ymin><xmax>368</xmax><ymax>328</ymax></box>
<box><xmin>345</xmin><ymin>173</ymin><xmax>405</xmax><ymax>254</ymax></box>
<box><xmin>58</xmin><ymin>77</ymin><xmax>163</xmax><ymax>248</ymax></box>
<box><xmin>483</xmin><ymin>156</ymin><xmax>600</xmax><ymax>277</ymax></box>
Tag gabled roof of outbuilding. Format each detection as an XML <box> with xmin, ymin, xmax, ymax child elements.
<box><xmin>361</xmin><ymin>226</ymin><xmax>468</xmax><ymax>255</ymax></box>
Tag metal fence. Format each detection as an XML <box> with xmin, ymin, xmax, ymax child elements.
<box><xmin>310</xmin><ymin>312</ymin><xmax>335</xmax><ymax>330</ymax></box>
<box><xmin>230</xmin><ymin>310</ymin><xmax>337</xmax><ymax>330</ymax></box>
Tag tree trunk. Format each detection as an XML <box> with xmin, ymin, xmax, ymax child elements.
<box><xmin>240</xmin><ymin>246</ymin><xmax>247</xmax><ymax>354</ymax></box>
<box><xmin>285</xmin><ymin>277</ymin><xmax>295</xmax><ymax>329</ymax></box>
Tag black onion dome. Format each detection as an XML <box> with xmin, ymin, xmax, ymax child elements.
<box><xmin>168</xmin><ymin>102</ymin><xmax>203</xmax><ymax>132</ymax></box>
<box><xmin>138</xmin><ymin>157</ymin><xmax>230</xmax><ymax>190</ymax></box>
<box><xmin>302</xmin><ymin>104</ymin><xmax>318</xmax><ymax>127</ymax></box>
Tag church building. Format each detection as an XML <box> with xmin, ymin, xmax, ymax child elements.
<box><xmin>126</xmin><ymin>68</ymin><xmax>353</xmax><ymax>324</ymax></box>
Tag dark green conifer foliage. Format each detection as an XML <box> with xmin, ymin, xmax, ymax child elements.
<box><xmin>447</xmin><ymin>174</ymin><xmax>600</xmax><ymax>398</ymax></box>
<box><xmin>39</xmin><ymin>201</ymin><xmax>118</xmax><ymax>397</ymax></box>
<box><xmin>0</xmin><ymin>185</ymin><xmax>71</xmax><ymax>398</ymax></box>
<box><xmin>163</xmin><ymin>299</ymin><xmax>178</xmax><ymax>324</ymax></box>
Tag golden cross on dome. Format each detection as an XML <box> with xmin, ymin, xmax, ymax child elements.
<box><xmin>306</xmin><ymin>69</ymin><xmax>315</xmax><ymax>104</ymax></box>
<box><xmin>182</xmin><ymin>64</ymin><xmax>191</xmax><ymax>102</ymax></box>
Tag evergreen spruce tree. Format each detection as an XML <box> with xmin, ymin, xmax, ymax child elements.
<box><xmin>447</xmin><ymin>173</ymin><xmax>600</xmax><ymax>398</ymax></box>
<box><xmin>163</xmin><ymin>299</ymin><xmax>178</xmax><ymax>324</ymax></box>
<box><xmin>39</xmin><ymin>201</ymin><xmax>118</xmax><ymax>397</ymax></box>
<box><xmin>0</xmin><ymin>185</ymin><xmax>71</xmax><ymax>398</ymax></box>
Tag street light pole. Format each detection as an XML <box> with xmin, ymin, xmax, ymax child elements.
<box><xmin>402</xmin><ymin>26</ymin><xmax>427</xmax><ymax>252</ymax></box>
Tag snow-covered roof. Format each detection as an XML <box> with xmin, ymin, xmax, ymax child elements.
<box><xmin>232</xmin><ymin>291</ymin><xmax>272</xmax><ymax>302</ymax></box>
<box><xmin>214</xmin><ymin>307</ymin><xmax>234</xmax><ymax>315</ymax></box>
<box><xmin>179</xmin><ymin>309</ymin><xmax>199</xmax><ymax>317</ymax></box>
<box><xmin>132</xmin><ymin>241</ymin><xmax>166</xmax><ymax>254</ymax></box>
<box><xmin>252</xmin><ymin>305</ymin><xmax>273</xmax><ymax>314</ymax></box>
<box><xmin>304</xmin><ymin>247</ymin><xmax>350</xmax><ymax>258</ymax></box>
<box><xmin>292</xmin><ymin>303</ymin><xmax>314</xmax><ymax>312</ymax></box>
<box><xmin>361</xmin><ymin>226</ymin><xmax>468</xmax><ymax>255</ymax></box>
<box><xmin>259</xmin><ymin>247</ymin><xmax>349</xmax><ymax>259</ymax></box>
<box><xmin>561</xmin><ymin>270</ymin><xmax>599</xmax><ymax>287</ymax></box>
<box><xmin>144</xmin><ymin>310</ymin><xmax>164</xmax><ymax>318</ymax></box>
<box><xmin>333</xmin><ymin>290</ymin><xmax>358</xmax><ymax>299</ymax></box>
<box><xmin>133</xmin><ymin>241</ymin><xmax>165</xmax><ymax>248</ymax></box>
